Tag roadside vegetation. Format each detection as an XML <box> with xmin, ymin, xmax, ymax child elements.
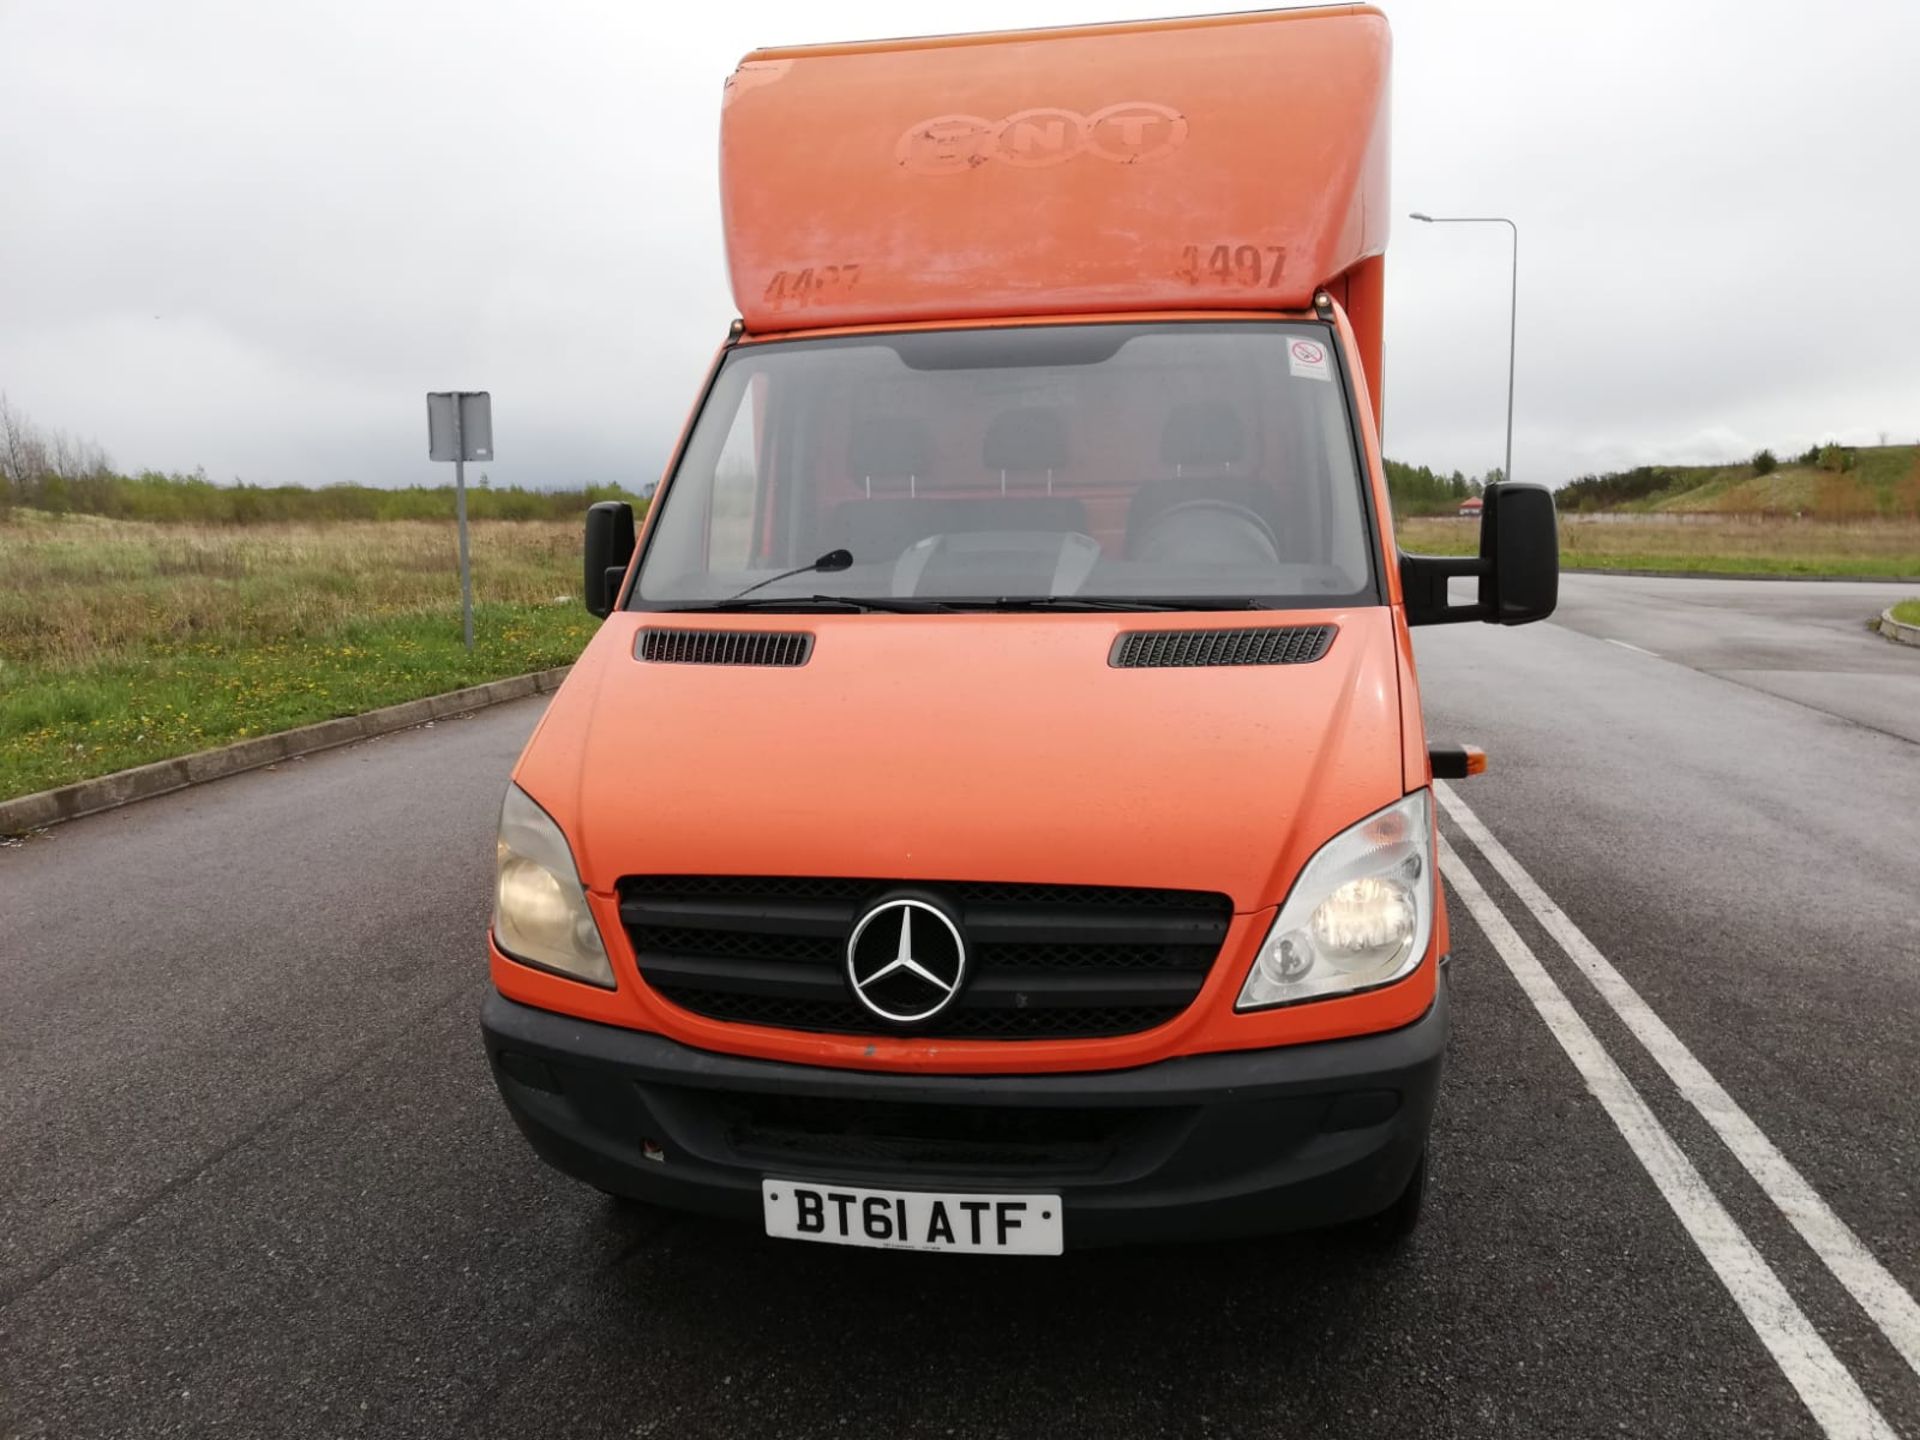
<box><xmin>1892</xmin><ymin>599</ymin><xmax>1920</xmax><ymax>626</ymax></box>
<box><xmin>0</xmin><ymin>513</ymin><xmax>607</xmax><ymax>802</ymax></box>
<box><xmin>1383</xmin><ymin>459</ymin><xmax>1490</xmax><ymax>516</ymax></box>
<box><xmin>0</xmin><ymin>391</ymin><xmax>640</xmax><ymax>525</ymax></box>
<box><xmin>1397</xmin><ymin>442</ymin><xmax>1920</xmax><ymax>579</ymax></box>
<box><xmin>1554</xmin><ymin>442</ymin><xmax>1920</xmax><ymax>519</ymax></box>
<box><xmin>0</xmin><ymin>397</ymin><xmax>655</xmax><ymax>805</ymax></box>
<box><xmin>1398</xmin><ymin>513</ymin><xmax>1920</xmax><ymax>578</ymax></box>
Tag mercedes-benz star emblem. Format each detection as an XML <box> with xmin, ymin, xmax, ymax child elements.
<box><xmin>845</xmin><ymin>897</ymin><xmax>969</xmax><ymax>1026</ymax></box>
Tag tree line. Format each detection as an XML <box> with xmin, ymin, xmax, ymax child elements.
<box><xmin>0</xmin><ymin>395</ymin><xmax>645</xmax><ymax>524</ymax></box>
<box><xmin>1384</xmin><ymin>459</ymin><xmax>1490</xmax><ymax>516</ymax></box>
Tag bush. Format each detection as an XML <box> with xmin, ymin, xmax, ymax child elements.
<box><xmin>2</xmin><ymin>465</ymin><xmax>649</xmax><ymax>525</ymax></box>
<box><xmin>1752</xmin><ymin>449</ymin><xmax>1777</xmax><ymax>476</ymax></box>
<box><xmin>1818</xmin><ymin>444</ymin><xmax>1855</xmax><ymax>473</ymax></box>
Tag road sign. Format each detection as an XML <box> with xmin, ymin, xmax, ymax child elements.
<box><xmin>427</xmin><ymin>391</ymin><xmax>492</xmax><ymax>650</ymax></box>
<box><xmin>427</xmin><ymin>392</ymin><xmax>492</xmax><ymax>462</ymax></box>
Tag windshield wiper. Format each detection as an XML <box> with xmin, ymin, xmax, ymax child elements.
<box><xmin>964</xmin><ymin>596</ymin><xmax>1259</xmax><ymax>612</ymax></box>
<box><xmin>667</xmin><ymin>594</ymin><xmax>962</xmax><ymax>614</ymax></box>
<box><xmin>720</xmin><ymin>549</ymin><xmax>853</xmax><ymax>602</ymax></box>
<box><xmin>669</xmin><ymin>594</ymin><xmax>1264</xmax><ymax>615</ymax></box>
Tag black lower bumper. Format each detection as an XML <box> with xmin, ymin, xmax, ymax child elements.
<box><xmin>481</xmin><ymin>983</ymin><xmax>1447</xmax><ymax>1249</ymax></box>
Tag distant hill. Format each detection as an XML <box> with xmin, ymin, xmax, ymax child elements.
<box><xmin>1557</xmin><ymin>443</ymin><xmax>1920</xmax><ymax>519</ymax></box>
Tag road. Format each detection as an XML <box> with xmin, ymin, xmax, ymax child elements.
<box><xmin>3</xmin><ymin>573</ymin><xmax>1917</xmax><ymax>1439</ymax></box>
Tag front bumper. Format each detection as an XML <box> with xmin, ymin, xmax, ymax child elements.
<box><xmin>482</xmin><ymin>981</ymin><xmax>1447</xmax><ymax>1249</ymax></box>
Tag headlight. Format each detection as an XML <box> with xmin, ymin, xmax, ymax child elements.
<box><xmin>492</xmin><ymin>784</ymin><xmax>615</xmax><ymax>988</ymax></box>
<box><xmin>1236</xmin><ymin>790</ymin><xmax>1433</xmax><ymax>1011</ymax></box>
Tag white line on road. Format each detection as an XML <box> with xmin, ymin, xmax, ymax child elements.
<box><xmin>1438</xmin><ymin>781</ymin><xmax>1920</xmax><ymax>1385</ymax></box>
<box><xmin>1604</xmin><ymin>637</ymin><xmax>1659</xmax><ymax>657</ymax></box>
<box><xmin>1438</xmin><ymin>838</ymin><xmax>1897</xmax><ymax>1440</ymax></box>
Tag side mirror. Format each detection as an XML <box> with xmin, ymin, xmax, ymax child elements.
<box><xmin>1400</xmin><ymin>482</ymin><xmax>1558</xmax><ymax>626</ymax></box>
<box><xmin>584</xmin><ymin>501</ymin><xmax>636</xmax><ymax>618</ymax></box>
<box><xmin>1479</xmin><ymin>482</ymin><xmax>1558</xmax><ymax>624</ymax></box>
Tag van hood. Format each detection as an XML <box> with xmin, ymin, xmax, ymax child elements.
<box><xmin>517</xmin><ymin>609</ymin><xmax>1406</xmax><ymax>912</ymax></box>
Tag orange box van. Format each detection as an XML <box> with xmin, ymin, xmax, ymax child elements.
<box><xmin>482</xmin><ymin>5</ymin><xmax>1557</xmax><ymax>1253</ymax></box>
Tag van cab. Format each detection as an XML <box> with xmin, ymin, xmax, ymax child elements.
<box><xmin>481</xmin><ymin>5</ymin><xmax>1557</xmax><ymax>1253</ymax></box>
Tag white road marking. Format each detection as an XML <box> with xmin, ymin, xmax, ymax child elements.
<box><xmin>1604</xmin><ymin>637</ymin><xmax>1659</xmax><ymax>657</ymax></box>
<box><xmin>1438</xmin><ymin>838</ymin><xmax>1897</xmax><ymax>1440</ymax></box>
<box><xmin>1438</xmin><ymin>781</ymin><xmax>1920</xmax><ymax>1384</ymax></box>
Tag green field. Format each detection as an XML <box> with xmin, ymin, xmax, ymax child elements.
<box><xmin>1396</xmin><ymin>514</ymin><xmax>1920</xmax><ymax>579</ymax></box>
<box><xmin>1</xmin><ymin>513</ymin><xmax>598</xmax><ymax>804</ymax></box>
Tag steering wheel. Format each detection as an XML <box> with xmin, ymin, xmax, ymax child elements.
<box><xmin>1130</xmin><ymin>499</ymin><xmax>1280</xmax><ymax>566</ymax></box>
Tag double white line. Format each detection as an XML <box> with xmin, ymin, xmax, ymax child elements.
<box><xmin>1436</xmin><ymin>781</ymin><xmax>1918</xmax><ymax>1440</ymax></box>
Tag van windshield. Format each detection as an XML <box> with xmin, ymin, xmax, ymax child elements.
<box><xmin>632</xmin><ymin>323</ymin><xmax>1377</xmax><ymax>611</ymax></box>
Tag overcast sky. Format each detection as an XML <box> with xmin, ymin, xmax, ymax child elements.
<box><xmin>2</xmin><ymin>0</ymin><xmax>1916</xmax><ymax>492</ymax></box>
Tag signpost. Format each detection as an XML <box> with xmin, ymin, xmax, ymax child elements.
<box><xmin>426</xmin><ymin>391</ymin><xmax>493</xmax><ymax>650</ymax></box>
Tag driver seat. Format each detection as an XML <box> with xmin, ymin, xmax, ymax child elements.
<box><xmin>1125</xmin><ymin>402</ymin><xmax>1275</xmax><ymax>556</ymax></box>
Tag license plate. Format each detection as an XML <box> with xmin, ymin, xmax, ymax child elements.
<box><xmin>761</xmin><ymin>1179</ymin><xmax>1064</xmax><ymax>1255</ymax></box>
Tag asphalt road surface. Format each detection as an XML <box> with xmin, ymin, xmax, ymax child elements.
<box><xmin>3</xmin><ymin>573</ymin><xmax>1917</xmax><ymax>1439</ymax></box>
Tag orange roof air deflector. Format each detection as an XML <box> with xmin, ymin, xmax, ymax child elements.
<box><xmin>720</xmin><ymin>7</ymin><xmax>1390</xmax><ymax>334</ymax></box>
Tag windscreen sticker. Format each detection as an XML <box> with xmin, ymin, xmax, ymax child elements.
<box><xmin>1288</xmin><ymin>338</ymin><xmax>1332</xmax><ymax>383</ymax></box>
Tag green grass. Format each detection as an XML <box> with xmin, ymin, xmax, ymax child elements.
<box><xmin>1644</xmin><ymin>449</ymin><xmax>1918</xmax><ymax>518</ymax></box>
<box><xmin>1</xmin><ymin>606</ymin><xmax>594</xmax><ymax>800</ymax></box>
<box><xmin>1395</xmin><ymin>515</ymin><xmax>1920</xmax><ymax>579</ymax></box>
<box><xmin>1649</xmin><ymin>468</ymin><xmax>1821</xmax><ymax>514</ymax></box>
<box><xmin>1</xmin><ymin>513</ymin><xmax>597</xmax><ymax>804</ymax></box>
<box><xmin>1551</xmin><ymin>549</ymin><xmax>1920</xmax><ymax>578</ymax></box>
<box><xmin>1892</xmin><ymin>599</ymin><xmax>1920</xmax><ymax>626</ymax></box>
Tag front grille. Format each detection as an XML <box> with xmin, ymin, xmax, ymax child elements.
<box><xmin>636</xmin><ymin>628</ymin><xmax>813</xmax><ymax>666</ymax></box>
<box><xmin>1109</xmin><ymin>625</ymin><xmax>1336</xmax><ymax>669</ymax></box>
<box><xmin>620</xmin><ymin>876</ymin><xmax>1233</xmax><ymax>1041</ymax></box>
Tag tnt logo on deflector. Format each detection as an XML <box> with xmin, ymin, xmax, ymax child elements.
<box><xmin>897</xmin><ymin>103</ymin><xmax>1188</xmax><ymax>173</ymax></box>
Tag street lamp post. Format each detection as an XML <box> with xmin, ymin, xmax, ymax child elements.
<box><xmin>1410</xmin><ymin>212</ymin><xmax>1518</xmax><ymax>486</ymax></box>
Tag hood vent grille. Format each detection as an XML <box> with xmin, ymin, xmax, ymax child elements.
<box><xmin>637</xmin><ymin>628</ymin><xmax>813</xmax><ymax>667</ymax></box>
<box><xmin>1110</xmin><ymin>625</ymin><xmax>1336</xmax><ymax>669</ymax></box>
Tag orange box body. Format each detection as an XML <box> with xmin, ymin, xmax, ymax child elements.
<box><xmin>721</xmin><ymin>6</ymin><xmax>1390</xmax><ymax>428</ymax></box>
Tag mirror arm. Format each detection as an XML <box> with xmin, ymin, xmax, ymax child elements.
<box><xmin>1399</xmin><ymin>551</ymin><xmax>1491</xmax><ymax>625</ymax></box>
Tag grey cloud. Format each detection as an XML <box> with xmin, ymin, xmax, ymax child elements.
<box><xmin>2</xmin><ymin>0</ymin><xmax>1915</xmax><ymax>490</ymax></box>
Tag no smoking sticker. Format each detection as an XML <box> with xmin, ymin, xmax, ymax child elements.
<box><xmin>1288</xmin><ymin>338</ymin><xmax>1332</xmax><ymax>382</ymax></box>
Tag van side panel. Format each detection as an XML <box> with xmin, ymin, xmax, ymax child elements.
<box><xmin>1327</xmin><ymin>254</ymin><xmax>1386</xmax><ymax>435</ymax></box>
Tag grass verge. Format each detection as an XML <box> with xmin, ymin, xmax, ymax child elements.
<box><xmin>1892</xmin><ymin>599</ymin><xmax>1920</xmax><ymax>626</ymax></box>
<box><xmin>1</xmin><ymin>514</ymin><xmax>593</xmax><ymax>802</ymax></box>
<box><xmin>1395</xmin><ymin>516</ymin><xmax>1920</xmax><ymax>579</ymax></box>
<box><xmin>1</xmin><ymin>604</ymin><xmax>593</xmax><ymax>801</ymax></box>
